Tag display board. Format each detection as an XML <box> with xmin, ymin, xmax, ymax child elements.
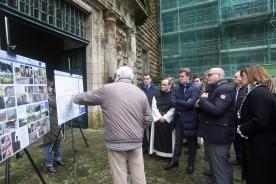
<box><xmin>0</xmin><ymin>50</ymin><xmax>49</xmax><ymax>163</ymax></box>
<box><xmin>54</xmin><ymin>70</ymin><xmax>85</xmax><ymax>125</ymax></box>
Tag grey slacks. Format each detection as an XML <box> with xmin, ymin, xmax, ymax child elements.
<box><xmin>204</xmin><ymin>141</ymin><xmax>233</xmax><ymax>184</ymax></box>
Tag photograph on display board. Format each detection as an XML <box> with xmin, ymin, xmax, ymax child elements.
<box><xmin>4</xmin><ymin>119</ymin><xmax>17</xmax><ymax>134</ymax></box>
<box><xmin>28</xmin><ymin>123</ymin><xmax>38</xmax><ymax>143</ymax></box>
<box><xmin>0</xmin><ymin>111</ymin><xmax>6</xmax><ymax>123</ymax></box>
<box><xmin>40</xmin><ymin>103</ymin><xmax>47</xmax><ymax>118</ymax></box>
<box><xmin>15</xmin><ymin>77</ymin><xmax>33</xmax><ymax>84</ymax></box>
<box><xmin>4</xmin><ymin>86</ymin><xmax>15</xmax><ymax>97</ymax></box>
<box><xmin>4</xmin><ymin>86</ymin><xmax>16</xmax><ymax>108</ymax></box>
<box><xmin>25</xmin><ymin>66</ymin><xmax>33</xmax><ymax>78</ymax></box>
<box><xmin>0</xmin><ymin>61</ymin><xmax>12</xmax><ymax>74</ymax></box>
<box><xmin>20</xmin><ymin>65</ymin><xmax>25</xmax><ymax>77</ymax></box>
<box><xmin>1</xmin><ymin>133</ymin><xmax>13</xmax><ymax>160</ymax></box>
<box><xmin>17</xmin><ymin>93</ymin><xmax>30</xmax><ymax>106</ymax></box>
<box><xmin>0</xmin><ymin>123</ymin><xmax>4</xmax><ymax>135</ymax></box>
<box><xmin>33</xmin><ymin>93</ymin><xmax>47</xmax><ymax>102</ymax></box>
<box><xmin>5</xmin><ymin>97</ymin><xmax>15</xmax><ymax>108</ymax></box>
<box><xmin>0</xmin><ymin>61</ymin><xmax>13</xmax><ymax>85</ymax></box>
<box><xmin>38</xmin><ymin>68</ymin><xmax>46</xmax><ymax>77</ymax></box>
<box><xmin>26</xmin><ymin>104</ymin><xmax>42</xmax><ymax>124</ymax></box>
<box><xmin>0</xmin><ymin>74</ymin><xmax>14</xmax><ymax>84</ymax></box>
<box><xmin>14</xmin><ymin>67</ymin><xmax>21</xmax><ymax>77</ymax></box>
<box><xmin>7</xmin><ymin>108</ymin><xmax>17</xmax><ymax>121</ymax></box>
<box><xmin>11</xmin><ymin>130</ymin><xmax>20</xmax><ymax>153</ymax></box>
<box><xmin>26</xmin><ymin>86</ymin><xmax>33</xmax><ymax>103</ymax></box>
<box><xmin>18</xmin><ymin>115</ymin><xmax>27</xmax><ymax>128</ymax></box>
<box><xmin>0</xmin><ymin>87</ymin><xmax>5</xmax><ymax>109</ymax></box>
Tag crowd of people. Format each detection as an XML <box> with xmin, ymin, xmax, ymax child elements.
<box><xmin>56</xmin><ymin>65</ymin><xmax>275</xmax><ymax>184</ymax></box>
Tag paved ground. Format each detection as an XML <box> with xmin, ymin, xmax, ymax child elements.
<box><xmin>0</xmin><ymin>127</ymin><xmax>244</xmax><ymax>184</ymax></box>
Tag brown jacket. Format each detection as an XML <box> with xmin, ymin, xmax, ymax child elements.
<box><xmin>72</xmin><ymin>79</ymin><xmax>152</xmax><ymax>143</ymax></box>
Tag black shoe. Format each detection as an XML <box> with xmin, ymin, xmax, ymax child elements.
<box><xmin>186</xmin><ymin>164</ymin><xmax>194</xmax><ymax>174</ymax></box>
<box><xmin>184</xmin><ymin>151</ymin><xmax>188</xmax><ymax>154</ymax></box>
<box><xmin>182</xmin><ymin>142</ymin><xmax>188</xmax><ymax>147</ymax></box>
<box><xmin>16</xmin><ymin>152</ymin><xmax>24</xmax><ymax>159</ymax></box>
<box><xmin>204</xmin><ymin>171</ymin><xmax>212</xmax><ymax>177</ymax></box>
<box><xmin>54</xmin><ymin>160</ymin><xmax>67</xmax><ymax>166</ymax></box>
<box><xmin>46</xmin><ymin>166</ymin><xmax>57</xmax><ymax>173</ymax></box>
<box><xmin>231</xmin><ymin>160</ymin><xmax>241</xmax><ymax>166</ymax></box>
<box><xmin>164</xmin><ymin>161</ymin><xmax>179</xmax><ymax>170</ymax></box>
<box><xmin>142</xmin><ymin>149</ymin><xmax>148</xmax><ymax>156</ymax></box>
<box><xmin>196</xmin><ymin>143</ymin><xmax>200</xmax><ymax>149</ymax></box>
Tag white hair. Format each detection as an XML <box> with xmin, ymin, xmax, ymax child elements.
<box><xmin>116</xmin><ymin>66</ymin><xmax>133</xmax><ymax>80</ymax></box>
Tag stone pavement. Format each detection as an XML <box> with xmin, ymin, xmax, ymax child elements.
<box><xmin>0</xmin><ymin>128</ymin><xmax>244</xmax><ymax>184</ymax></box>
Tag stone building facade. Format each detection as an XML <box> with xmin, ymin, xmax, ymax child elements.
<box><xmin>83</xmin><ymin>0</ymin><xmax>161</xmax><ymax>128</ymax></box>
<box><xmin>0</xmin><ymin>0</ymin><xmax>160</xmax><ymax>128</ymax></box>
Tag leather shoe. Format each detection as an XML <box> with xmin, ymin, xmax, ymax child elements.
<box><xmin>164</xmin><ymin>161</ymin><xmax>179</xmax><ymax>170</ymax></box>
<box><xmin>231</xmin><ymin>160</ymin><xmax>241</xmax><ymax>166</ymax></box>
<box><xmin>46</xmin><ymin>166</ymin><xmax>56</xmax><ymax>173</ymax></box>
<box><xmin>186</xmin><ymin>164</ymin><xmax>194</xmax><ymax>174</ymax></box>
<box><xmin>204</xmin><ymin>171</ymin><xmax>212</xmax><ymax>177</ymax></box>
<box><xmin>54</xmin><ymin>160</ymin><xmax>66</xmax><ymax>166</ymax></box>
<box><xmin>142</xmin><ymin>149</ymin><xmax>148</xmax><ymax>156</ymax></box>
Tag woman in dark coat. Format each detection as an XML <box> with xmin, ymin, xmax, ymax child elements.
<box><xmin>44</xmin><ymin>80</ymin><xmax>66</xmax><ymax>173</ymax></box>
<box><xmin>238</xmin><ymin>66</ymin><xmax>276</xmax><ymax>184</ymax></box>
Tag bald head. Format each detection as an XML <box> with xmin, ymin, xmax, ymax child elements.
<box><xmin>207</xmin><ymin>68</ymin><xmax>225</xmax><ymax>84</ymax></box>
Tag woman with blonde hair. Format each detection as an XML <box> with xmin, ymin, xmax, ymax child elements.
<box><xmin>237</xmin><ymin>65</ymin><xmax>276</xmax><ymax>184</ymax></box>
<box><xmin>269</xmin><ymin>75</ymin><xmax>276</xmax><ymax>94</ymax></box>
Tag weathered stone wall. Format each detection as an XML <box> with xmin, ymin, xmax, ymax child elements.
<box><xmin>70</xmin><ymin>0</ymin><xmax>160</xmax><ymax>128</ymax></box>
<box><xmin>136</xmin><ymin>0</ymin><xmax>161</xmax><ymax>82</ymax></box>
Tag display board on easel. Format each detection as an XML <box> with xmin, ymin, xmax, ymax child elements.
<box><xmin>54</xmin><ymin>70</ymin><xmax>85</xmax><ymax>125</ymax></box>
<box><xmin>0</xmin><ymin>49</ymin><xmax>49</xmax><ymax>163</ymax></box>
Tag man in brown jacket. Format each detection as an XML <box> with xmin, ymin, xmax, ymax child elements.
<box><xmin>72</xmin><ymin>66</ymin><xmax>152</xmax><ymax>184</ymax></box>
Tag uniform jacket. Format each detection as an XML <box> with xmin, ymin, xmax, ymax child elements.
<box><xmin>43</xmin><ymin>93</ymin><xmax>62</xmax><ymax>144</ymax></box>
<box><xmin>239</xmin><ymin>85</ymin><xmax>276</xmax><ymax>183</ymax></box>
<box><xmin>197</xmin><ymin>79</ymin><xmax>235</xmax><ymax>144</ymax></box>
<box><xmin>73</xmin><ymin>78</ymin><xmax>152</xmax><ymax>144</ymax></box>
<box><xmin>171</xmin><ymin>80</ymin><xmax>200</xmax><ymax>137</ymax></box>
<box><xmin>138</xmin><ymin>82</ymin><xmax>159</xmax><ymax>107</ymax></box>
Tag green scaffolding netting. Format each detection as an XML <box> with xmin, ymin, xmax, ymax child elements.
<box><xmin>161</xmin><ymin>0</ymin><xmax>276</xmax><ymax>82</ymax></box>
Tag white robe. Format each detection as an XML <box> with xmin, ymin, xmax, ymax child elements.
<box><xmin>149</xmin><ymin>96</ymin><xmax>175</xmax><ymax>157</ymax></box>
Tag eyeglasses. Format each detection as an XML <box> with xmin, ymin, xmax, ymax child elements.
<box><xmin>179</xmin><ymin>75</ymin><xmax>187</xmax><ymax>78</ymax></box>
<box><xmin>207</xmin><ymin>72</ymin><xmax>218</xmax><ymax>77</ymax></box>
<box><xmin>161</xmin><ymin>84</ymin><xmax>168</xmax><ymax>86</ymax></box>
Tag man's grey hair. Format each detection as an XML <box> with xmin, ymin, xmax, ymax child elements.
<box><xmin>116</xmin><ymin>66</ymin><xmax>133</xmax><ymax>80</ymax></box>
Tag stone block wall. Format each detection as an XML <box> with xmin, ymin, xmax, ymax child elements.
<box><xmin>136</xmin><ymin>0</ymin><xmax>160</xmax><ymax>82</ymax></box>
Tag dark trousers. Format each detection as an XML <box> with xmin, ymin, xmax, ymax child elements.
<box><xmin>233</xmin><ymin>123</ymin><xmax>242</xmax><ymax>162</ymax></box>
<box><xmin>172</xmin><ymin>116</ymin><xmax>196</xmax><ymax>165</ymax></box>
<box><xmin>142</xmin><ymin>126</ymin><xmax>151</xmax><ymax>151</ymax></box>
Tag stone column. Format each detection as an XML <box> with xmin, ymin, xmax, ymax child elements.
<box><xmin>126</xmin><ymin>28</ymin><xmax>137</xmax><ymax>83</ymax></box>
<box><xmin>104</xmin><ymin>11</ymin><xmax>117</xmax><ymax>80</ymax></box>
